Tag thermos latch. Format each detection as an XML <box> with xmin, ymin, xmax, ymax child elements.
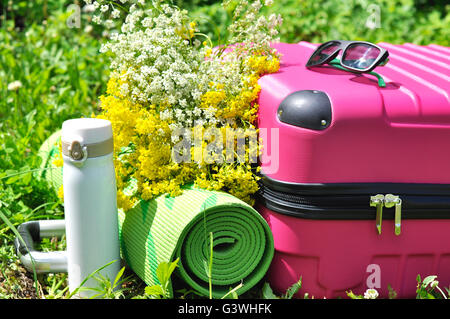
<box><xmin>62</xmin><ymin>137</ymin><xmax>113</xmax><ymax>164</ymax></box>
<box><xmin>67</xmin><ymin>140</ymin><xmax>88</xmax><ymax>163</ymax></box>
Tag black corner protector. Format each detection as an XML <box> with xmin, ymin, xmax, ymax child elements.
<box><xmin>277</xmin><ymin>90</ymin><xmax>332</xmax><ymax>130</ymax></box>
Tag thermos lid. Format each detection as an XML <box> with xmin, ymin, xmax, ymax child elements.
<box><xmin>61</xmin><ymin>118</ymin><xmax>114</xmax><ymax>160</ymax></box>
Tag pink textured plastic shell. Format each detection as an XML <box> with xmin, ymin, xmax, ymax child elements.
<box><xmin>259</xmin><ymin>206</ymin><xmax>450</xmax><ymax>299</ymax></box>
<box><xmin>258</xmin><ymin>42</ymin><xmax>450</xmax><ymax>183</ymax></box>
<box><xmin>257</xmin><ymin>42</ymin><xmax>450</xmax><ymax>299</ymax></box>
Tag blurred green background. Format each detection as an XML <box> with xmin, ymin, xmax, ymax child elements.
<box><xmin>0</xmin><ymin>0</ymin><xmax>448</xmax><ymax>298</ymax></box>
<box><xmin>188</xmin><ymin>0</ymin><xmax>450</xmax><ymax>45</ymax></box>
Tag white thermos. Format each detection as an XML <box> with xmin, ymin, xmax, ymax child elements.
<box><xmin>62</xmin><ymin>118</ymin><xmax>120</xmax><ymax>298</ymax></box>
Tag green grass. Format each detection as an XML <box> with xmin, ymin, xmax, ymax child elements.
<box><xmin>0</xmin><ymin>6</ymin><xmax>109</xmax><ymax>298</ymax></box>
<box><xmin>0</xmin><ymin>0</ymin><xmax>449</xmax><ymax>299</ymax></box>
<box><xmin>187</xmin><ymin>0</ymin><xmax>449</xmax><ymax>46</ymax></box>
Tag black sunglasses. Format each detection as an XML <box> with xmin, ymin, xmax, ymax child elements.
<box><xmin>306</xmin><ymin>40</ymin><xmax>389</xmax><ymax>73</ymax></box>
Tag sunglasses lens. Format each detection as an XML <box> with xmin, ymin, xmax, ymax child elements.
<box><xmin>307</xmin><ymin>41</ymin><xmax>340</xmax><ymax>66</ymax></box>
<box><xmin>341</xmin><ymin>43</ymin><xmax>381</xmax><ymax>70</ymax></box>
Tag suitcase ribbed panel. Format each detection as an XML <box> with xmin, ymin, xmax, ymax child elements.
<box><xmin>258</xmin><ymin>42</ymin><xmax>450</xmax><ymax>183</ymax></box>
<box><xmin>429</xmin><ymin>44</ymin><xmax>450</xmax><ymax>54</ymax></box>
<box><xmin>299</xmin><ymin>41</ymin><xmax>450</xmax><ymax>124</ymax></box>
<box><xmin>403</xmin><ymin>43</ymin><xmax>450</xmax><ymax>63</ymax></box>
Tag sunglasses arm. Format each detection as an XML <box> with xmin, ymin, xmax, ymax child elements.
<box><xmin>328</xmin><ymin>59</ymin><xmax>386</xmax><ymax>88</ymax></box>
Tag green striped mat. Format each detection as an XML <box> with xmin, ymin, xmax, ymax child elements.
<box><xmin>37</xmin><ymin>130</ymin><xmax>63</xmax><ymax>192</ymax></box>
<box><xmin>39</xmin><ymin>131</ymin><xmax>274</xmax><ymax>298</ymax></box>
<box><xmin>119</xmin><ymin>186</ymin><xmax>273</xmax><ymax>298</ymax></box>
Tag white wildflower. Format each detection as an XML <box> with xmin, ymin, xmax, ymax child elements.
<box><xmin>95</xmin><ymin>0</ymin><xmax>281</xmax><ymax>132</ymax></box>
<box><xmin>7</xmin><ymin>80</ymin><xmax>22</xmax><ymax>91</ymax></box>
<box><xmin>100</xmin><ymin>5</ymin><xmax>109</xmax><ymax>13</ymax></box>
<box><xmin>82</xmin><ymin>4</ymin><xmax>96</xmax><ymax>13</ymax></box>
<box><xmin>208</xmin><ymin>117</ymin><xmax>218</xmax><ymax>125</ymax></box>
<box><xmin>193</xmin><ymin>107</ymin><xmax>202</xmax><ymax>117</ymax></box>
<box><xmin>171</xmin><ymin>134</ymin><xmax>180</xmax><ymax>144</ymax></box>
<box><xmin>168</xmin><ymin>123</ymin><xmax>179</xmax><ymax>131</ymax></box>
<box><xmin>160</xmin><ymin>109</ymin><xmax>173</xmax><ymax>121</ymax></box>
<box><xmin>364</xmin><ymin>289</ymin><xmax>379</xmax><ymax>299</ymax></box>
<box><xmin>179</xmin><ymin>99</ymin><xmax>188</xmax><ymax>108</ymax></box>
<box><xmin>112</xmin><ymin>9</ymin><xmax>121</xmax><ymax>19</ymax></box>
<box><xmin>194</xmin><ymin>119</ymin><xmax>205</xmax><ymax>127</ymax></box>
<box><xmin>430</xmin><ymin>280</ymin><xmax>439</xmax><ymax>288</ymax></box>
<box><xmin>84</xmin><ymin>25</ymin><xmax>93</xmax><ymax>33</ymax></box>
<box><xmin>92</xmin><ymin>15</ymin><xmax>102</xmax><ymax>24</ymax></box>
<box><xmin>104</xmin><ymin>19</ymin><xmax>115</xmax><ymax>28</ymax></box>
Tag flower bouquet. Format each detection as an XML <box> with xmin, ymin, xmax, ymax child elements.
<box><xmin>85</xmin><ymin>0</ymin><xmax>282</xmax><ymax>210</ymax></box>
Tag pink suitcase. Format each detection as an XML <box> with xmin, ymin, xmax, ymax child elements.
<box><xmin>256</xmin><ymin>41</ymin><xmax>450</xmax><ymax>298</ymax></box>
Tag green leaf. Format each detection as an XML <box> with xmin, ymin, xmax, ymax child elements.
<box><xmin>5</xmin><ymin>175</ymin><xmax>20</xmax><ymax>185</ymax></box>
<box><xmin>21</xmin><ymin>172</ymin><xmax>32</xmax><ymax>185</ymax></box>
<box><xmin>0</xmin><ymin>205</ymin><xmax>40</xmax><ymax>297</ymax></box>
<box><xmin>262</xmin><ymin>282</ymin><xmax>278</xmax><ymax>299</ymax></box>
<box><xmin>283</xmin><ymin>277</ymin><xmax>302</xmax><ymax>299</ymax></box>
<box><xmin>422</xmin><ymin>275</ymin><xmax>438</xmax><ymax>289</ymax></box>
<box><xmin>113</xmin><ymin>267</ymin><xmax>126</xmax><ymax>289</ymax></box>
<box><xmin>221</xmin><ymin>282</ymin><xmax>243</xmax><ymax>300</ymax></box>
<box><xmin>145</xmin><ymin>285</ymin><xmax>164</xmax><ymax>297</ymax></box>
<box><xmin>346</xmin><ymin>290</ymin><xmax>363</xmax><ymax>299</ymax></box>
<box><xmin>155</xmin><ymin>263</ymin><xmax>169</xmax><ymax>286</ymax></box>
<box><xmin>67</xmin><ymin>260</ymin><xmax>117</xmax><ymax>299</ymax></box>
<box><xmin>156</xmin><ymin>258</ymin><xmax>179</xmax><ymax>288</ymax></box>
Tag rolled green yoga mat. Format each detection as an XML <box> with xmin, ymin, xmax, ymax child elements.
<box><xmin>37</xmin><ymin>130</ymin><xmax>63</xmax><ymax>192</ymax></box>
<box><xmin>39</xmin><ymin>132</ymin><xmax>274</xmax><ymax>298</ymax></box>
<box><xmin>119</xmin><ymin>186</ymin><xmax>274</xmax><ymax>298</ymax></box>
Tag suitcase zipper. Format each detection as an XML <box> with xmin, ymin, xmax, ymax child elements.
<box><xmin>384</xmin><ymin>194</ymin><xmax>402</xmax><ymax>236</ymax></box>
<box><xmin>257</xmin><ymin>179</ymin><xmax>450</xmax><ymax>225</ymax></box>
<box><xmin>370</xmin><ymin>194</ymin><xmax>402</xmax><ymax>236</ymax></box>
<box><xmin>370</xmin><ymin>194</ymin><xmax>385</xmax><ymax>235</ymax></box>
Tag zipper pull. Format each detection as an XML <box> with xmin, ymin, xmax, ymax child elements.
<box><xmin>384</xmin><ymin>194</ymin><xmax>402</xmax><ymax>236</ymax></box>
<box><xmin>370</xmin><ymin>194</ymin><xmax>385</xmax><ymax>235</ymax></box>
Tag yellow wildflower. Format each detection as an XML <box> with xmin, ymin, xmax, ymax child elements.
<box><xmin>52</xmin><ymin>142</ymin><xmax>64</xmax><ymax>168</ymax></box>
<box><xmin>97</xmin><ymin>50</ymin><xmax>280</xmax><ymax>211</ymax></box>
<box><xmin>57</xmin><ymin>185</ymin><xmax>64</xmax><ymax>202</ymax></box>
